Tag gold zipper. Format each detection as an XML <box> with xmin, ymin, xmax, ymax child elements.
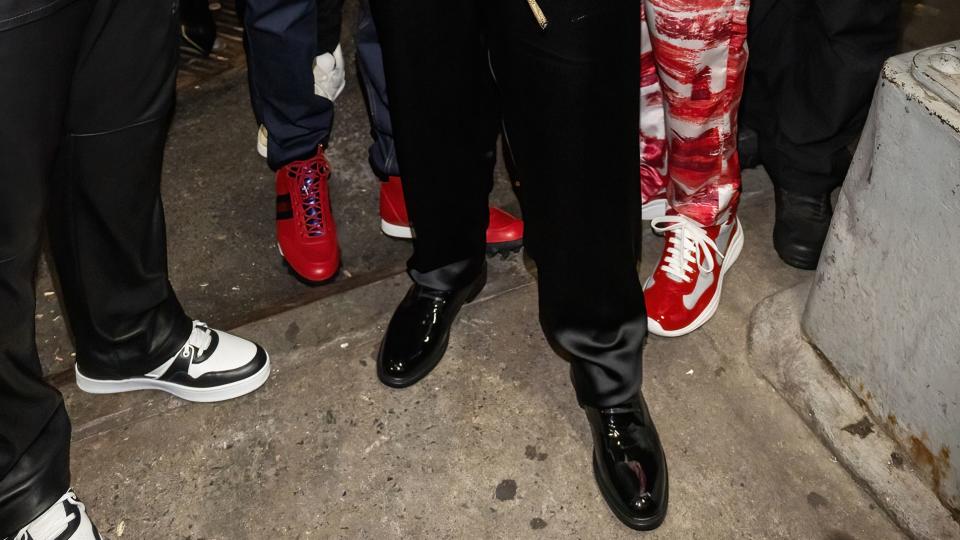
<box><xmin>526</xmin><ymin>0</ymin><xmax>549</xmax><ymax>30</ymax></box>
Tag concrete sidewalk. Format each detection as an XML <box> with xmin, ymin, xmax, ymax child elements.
<box><xmin>27</xmin><ymin>1</ymin><xmax>960</xmax><ymax>536</ymax></box>
<box><xmin>63</xmin><ymin>184</ymin><xmax>909</xmax><ymax>538</ymax></box>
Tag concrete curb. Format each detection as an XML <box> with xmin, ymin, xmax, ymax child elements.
<box><xmin>747</xmin><ymin>280</ymin><xmax>960</xmax><ymax>540</ymax></box>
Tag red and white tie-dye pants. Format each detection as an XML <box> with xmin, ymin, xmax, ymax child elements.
<box><xmin>639</xmin><ymin>0</ymin><xmax>750</xmax><ymax>227</ymax></box>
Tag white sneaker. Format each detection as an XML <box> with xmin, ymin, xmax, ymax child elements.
<box><xmin>75</xmin><ymin>321</ymin><xmax>271</xmax><ymax>403</ymax></box>
<box><xmin>8</xmin><ymin>490</ymin><xmax>101</xmax><ymax>540</ymax></box>
<box><xmin>256</xmin><ymin>44</ymin><xmax>346</xmax><ymax>159</ymax></box>
<box><xmin>257</xmin><ymin>124</ymin><xmax>269</xmax><ymax>158</ymax></box>
<box><xmin>313</xmin><ymin>44</ymin><xmax>346</xmax><ymax>102</ymax></box>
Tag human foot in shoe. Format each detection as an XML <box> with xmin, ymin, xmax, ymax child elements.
<box><xmin>377</xmin><ymin>264</ymin><xmax>486</xmax><ymax>388</ymax></box>
<box><xmin>75</xmin><ymin>321</ymin><xmax>270</xmax><ymax>402</ymax></box>
<box><xmin>644</xmin><ymin>212</ymin><xmax>743</xmax><ymax>337</ymax></box>
<box><xmin>6</xmin><ymin>490</ymin><xmax>101</xmax><ymax>540</ymax></box>
<box><xmin>587</xmin><ymin>392</ymin><xmax>668</xmax><ymax>531</ymax></box>
<box><xmin>773</xmin><ymin>187</ymin><xmax>832</xmax><ymax>270</ymax></box>
<box><xmin>276</xmin><ymin>145</ymin><xmax>340</xmax><ymax>283</ymax></box>
<box><xmin>379</xmin><ymin>176</ymin><xmax>523</xmax><ymax>254</ymax></box>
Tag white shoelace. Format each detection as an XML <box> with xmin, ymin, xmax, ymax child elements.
<box><xmin>14</xmin><ymin>491</ymin><xmax>83</xmax><ymax>540</ymax></box>
<box><xmin>184</xmin><ymin>321</ymin><xmax>213</xmax><ymax>358</ymax></box>
<box><xmin>650</xmin><ymin>215</ymin><xmax>723</xmax><ymax>284</ymax></box>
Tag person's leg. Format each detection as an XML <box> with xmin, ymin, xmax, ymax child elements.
<box><xmin>648</xmin><ymin>0</ymin><xmax>748</xmax><ymax>226</ymax></box>
<box><xmin>641</xmin><ymin>0</ymin><xmax>750</xmax><ymax>337</ymax></box>
<box><xmin>355</xmin><ymin>0</ymin><xmax>399</xmax><ymax>181</ymax></box>
<box><xmin>639</xmin><ymin>4</ymin><xmax>669</xmax><ymax>220</ymax></box>
<box><xmin>46</xmin><ymin>0</ymin><xmax>193</xmax><ymax>379</ymax></box>
<box><xmin>243</xmin><ymin>0</ymin><xmax>342</xmax><ymax>283</ymax></box>
<box><xmin>486</xmin><ymin>1</ymin><xmax>665</xmax><ymax>529</ymax></box>
<box><xmin>244</xmin><ymin>0</ymin><xmax>334</xmax><ymax>170</ymax></box>
<box><xmin>370</xmin><ymin>0</ymin><xmax>498</xmax><ymax>286</ymax></box>
<box><xmin>487</xmin><ymin>0</ymin><xmax>644</xmax><ymax>414</ymax></box>
<box><xmin>754</xmin><ymin>0</ymin><xmax>899</xmax><ymax>198</ymax></box>
<box><xmin>744</xmin><ymin>0</ymin><xmax>899</xmax><ymax>269</ymax></box>
<box><xmin>51</xmin><ymin>0</ymin><xmax>269</xmax><ymax>401</ymax></box>
<box><xmin>370</xmin><ymin>0</ymin><xmax>500</xmax><ymax>387</ymax></box>
<box><xmin>356</xmin><ymin>0</ymin><xmax>523</xmax><ymax>251</ymax></box>
<box><xmin>0</xmin><ymin>3</ymin><xmax>90</xmax><ymax>532</ymax></box>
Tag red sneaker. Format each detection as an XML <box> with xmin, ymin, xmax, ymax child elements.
<box><xmin>276</xmin><ymin>146</ymin><xmax>340</xmax><ymax>283</ymax></box>
<box><xmin>379</xmin><ymin>176</ymin><xmax>524</xmax><ymax>253</ymax></box>
<box><xmin>643</xmin><ymin>213</ymin><xmax>743</xmax><ymax>337</ymax></box>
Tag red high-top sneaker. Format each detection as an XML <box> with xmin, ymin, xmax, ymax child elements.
<box><xmin>643</xmin><ymin>212</ymin><xmax>743</xmax><ymax>337</ymax></box>
<box><xmin>276</xmin><ymin>146</ymin><xmax>340</xmax><ymax>283</ymax></box>
<box><xmin>379</xmin><ymin>176</ymin><xmax>523</xmax><ymax>253</ymax></box>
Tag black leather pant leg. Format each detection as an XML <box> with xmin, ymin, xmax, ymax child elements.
<box><xmin>48</xmin><ymin>0</ymin><xmax>193</xmax><ymax>380</ymax></box>
<box><xmin>0</xmin><ymin>2</ymin><xmax>91</xmax><ymax>532</ymax></box>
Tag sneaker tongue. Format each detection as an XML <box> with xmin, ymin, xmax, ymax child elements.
<box><xmin>663</xmin><ymin>231</ymin><xmax>696</xmax><ymax>283</ymax></box>
<box><xmin>188</xmin><ymin>323</ymin><xmax>213</xmax><ymax>353</ymax></box>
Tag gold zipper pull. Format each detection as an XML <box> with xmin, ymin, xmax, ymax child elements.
<box><xmin>526</xmin><ymin>0</ymin><xmax>549</xmax><ymax>30</ymax></box>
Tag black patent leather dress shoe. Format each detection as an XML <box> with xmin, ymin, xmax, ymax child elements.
<box><xmin>774</xmin><ymin>187</ymin><xmax>833</xmax><ymax>270</ymax></box>
<box><xmin>587</xmin><ymin>393</ymin><xmax>668</xmax><ymax>531</ymax></box>
<box><xmin>377</xmin><ymin>265</ymin><xmax>486</xmax><ymax>388</ymax></box>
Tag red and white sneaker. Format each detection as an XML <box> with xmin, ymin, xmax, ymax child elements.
<box><xmin>642</xmin><ymin>190</ymin><xmax>668</xmax><ymax>221</ymax></box>
<box><xmin>276</xmin><ymin>146</ymin><xmax>340</xmax><ymax>283</ymax></box>
<box><xmin>643</xmin><ymin>213</ymin><xmax>743</xmax><ymax>337</ymax></box>
<box><xmin>379</xmin><ymin>176</ymin><xmax>524</xmax><ymax>253</ymax></box>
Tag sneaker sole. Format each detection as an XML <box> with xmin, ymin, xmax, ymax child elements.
<box><xmin>647</xmin><ymin>220</ymin><xmax>744</xmax><ymax>338</ymax></box>
<box><xmin>380</xmin><ymin>219</ymin><xmax>414</xmax><ymax>239</ymax></box>
<box><xmin>278</xmin><ymin>243</ymin><xmax>340</xmax><ymax>285</ymax></box>
<box><xmin>642</xmin><ymin>198</ymin><xmax>668</xmax><ymax>221</ymax></box>
<box><xmin>75</xmin><ymin>354</ymin><xmax>271</xmax><ymax>403</ymax></box>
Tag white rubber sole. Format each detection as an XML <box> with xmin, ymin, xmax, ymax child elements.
<box><xmin>647</xmin><ymin>220</ymin><xmax>744</xmax><ymax>338</ymax></box>
<box><xmin>642</xmin><ymin>197</ymin><xmax>668</xmax><ymax>221</ymax></box>
<box><xmin>381</xmin><ymin>219</ymin><xmax>413</xmax><ymax>239</ymax></box>
<box><xmin>75</xmin><ymin>355</ymin><xmax>271</xmax><ymax>403</ymax></box>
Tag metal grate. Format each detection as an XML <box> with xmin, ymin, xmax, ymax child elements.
<box><xmin>176</xmin><ymin>0</ymin><xmax>247</xmax><ymax>92</ymax></box>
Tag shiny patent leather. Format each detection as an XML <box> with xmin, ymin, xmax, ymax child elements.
<box><xmin>587</xmin><ymin>393</ymin><xmax>668</xmax><ymax>531</ymax></box>
<box><xmin>377</xmin><ymin>266</ymin><xmax>486</xmax><ymax>388</ymax></box>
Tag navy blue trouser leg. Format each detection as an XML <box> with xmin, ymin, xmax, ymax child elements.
<box><xmin>243</xmin><ymin>0</ymin><xmax>338</xmax><ymax>170</ymax></box>
<box><xmin>356</xmin><ymin>2</ymin><xmax>399</xmax><ymax>180</ymax></box>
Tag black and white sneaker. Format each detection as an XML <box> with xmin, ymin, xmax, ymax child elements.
<box><xmin>75</xmin><ymin>321</ymin><xmax>270</xmax><ymax>403</ymax></box>
<box><xmin>6</xmin><ymin>490</ymin><xmax>101</xmax><ymax>540</ymax></box>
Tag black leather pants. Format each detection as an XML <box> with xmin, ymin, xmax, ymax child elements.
<box><xmin>0</xmin><ymin>0</ymin><xmax>191</xmax><ymax>532</ymax></box>
<box><xmin>370</xmin><ymin>0</ymin><xmax>645</xmax><ymax>407</ymax></box>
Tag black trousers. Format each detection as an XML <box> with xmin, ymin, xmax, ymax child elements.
<box><xmin>370</xmin><ymin>0</ymin><xmax>644</xmax><ymax>407</ymax></box>
<box><xmin>741</xmin><ymin>0</ymin><xmax>899</xmax><ymax>196</ymax></box>
<box><xmin>0</xmin><ymin>0</ymin><xmax>191</xmax><ymax>532</ymax></box>
<box><xmin>239</xmin><ymin>0</ymin><xmax>344</xmax><ymax>170</ymax></box>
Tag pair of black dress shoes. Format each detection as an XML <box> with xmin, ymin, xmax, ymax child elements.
<box><xmin>377</xmin><ymin>265</ymin><xmax>669</xmax><ymax>531</ymax></box>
